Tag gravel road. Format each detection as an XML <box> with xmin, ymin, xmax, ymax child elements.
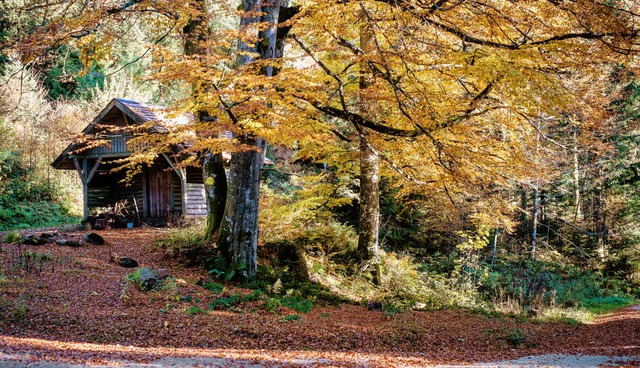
<box><xmin>1</xmin><ymin>351</ymin><xmax>639</xmax><ymax>367</ymax></box>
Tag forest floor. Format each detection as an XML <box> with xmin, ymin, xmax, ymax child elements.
<box><xmin>0</xmin><ymin>228</ymin><xmax>639</xmax><ymax>367</ymax></box>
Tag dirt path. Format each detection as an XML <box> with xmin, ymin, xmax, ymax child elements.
<box><xmin>1</xmin><ymin>229</ymin><xmax>640</xmax><ymax>367</ymax></box>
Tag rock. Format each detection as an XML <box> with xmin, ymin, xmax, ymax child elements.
<box><xmin>40</xmin><ymin>232</ymin><xmax>56</xmax><ymax>239</ymax></box>
<box><xmin>56</xmin><ymin>239</ymin><xmax>82</xmax><ymax>247</ymax></box>
<box><xmin>133</xmin><ymin>268</ymin><xmax>160</xmax><ymax>291</ymax></box>
<box><xmin>157</xmin><ymin>268</ymin><xmax>170</xmax><ymax>279</ymax></box>
<box><xmin>119</xmin><ymin>257</ymin><xmax>138</xmax><ymax>268</ymax></box>
<box><xmin>110</xmin><ymin>252</ymin><xmax>138</xmax><ymax>268</ymax></box>
<box><xmin>83</xmin><ymin>232</ymin><xmax>105</xmax><ymax>245</ymax></box>
<box><xmin>22</xmin><ymin>235</ymin><xmax>47</xmax><ymax>245</ymax></box>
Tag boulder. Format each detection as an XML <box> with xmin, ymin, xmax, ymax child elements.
<box><xmin>83</xmin><ymin>232</ymin><xmax>105</xmax><ymax>245</ymax></box>
<box><xmin>128</xmin><ymin>268</ymin><xmax>161</xmax><ymax>291</ymax></box>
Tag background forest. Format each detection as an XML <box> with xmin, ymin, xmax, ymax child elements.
<box><xmin>2</xmin><ymin>0</ymin><xmax>640</xmax><ymax>321</ymax></box>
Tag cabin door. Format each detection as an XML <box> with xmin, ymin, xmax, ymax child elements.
<box><xmin>147</xmin><ymin>163</ymin><xmax>172</xmax><ymax>218</ymax></box>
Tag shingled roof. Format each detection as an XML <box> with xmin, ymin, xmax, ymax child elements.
<box><xmin>51</xmin><ymin>98</ymin><xmax>192</xmax><ymax>170</ymax></box>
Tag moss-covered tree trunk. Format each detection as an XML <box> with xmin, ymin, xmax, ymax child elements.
<box><xmin>203</xmin><ymin>152</ymin><xmax>226</xmax><ymax>243</ymax></box>
<box><xmin>215</xmin><ymin>0</ymin><xmax>282</xmax><ymax>280</ymax></box>
<box><xmin>218</xmin><ymin>138</ymin><xmax>266</xmax><ymax>279</ymax></box>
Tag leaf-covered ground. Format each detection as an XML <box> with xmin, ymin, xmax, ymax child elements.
<box><xmin>0</xmin><ymin>229</ymin><xmax>639</xmax><ymax>367</ymax></box>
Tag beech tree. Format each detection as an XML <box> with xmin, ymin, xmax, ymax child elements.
<box><xmin>274</xmin><ymin>0</ymin><xmax>640</xmax><ymax>263</ymax></box>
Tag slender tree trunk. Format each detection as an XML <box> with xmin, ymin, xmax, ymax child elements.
<box><xmin>531</xmin><ymin>183</ymin><xmax>539</xmax><ymax>261</ymax></box>
<box><xmin>595</xmin><ymin>186</ymin><xmax>607</xmax><ymax>263</ymax></box>
<box><xmin>356</xmin><ymin>9</ymin><xmax>381</xmax><ymax>285</ymax></box>
<box><xmin>357</xmin><ymin>133</ymin><xmax>381</xmax><ymax>285</ymax></box>
<box><xmin>573</xmin><ymin>129</ymin><xmax>581</xmax><ymax>221</ymax></box>
<box><xmin>491</xmin><ymin>228</ymin><xmax>500</xmax><ymax>265</ymax></box>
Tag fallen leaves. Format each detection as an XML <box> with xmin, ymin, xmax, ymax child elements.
<box><xmin>0</xmin><ymin>228</ymin><xmax>639</xmax><ymax>367</ymax></box>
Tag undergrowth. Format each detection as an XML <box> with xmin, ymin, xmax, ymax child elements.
<box><xmin>154</xmin><ymin>216</ymin><xmax>635</xmax><ymax>321</ymax></box>
<box><xmin>0</xmin><ymin>150</ymin><xmax>79</xmax><ymax>231</ymax></box>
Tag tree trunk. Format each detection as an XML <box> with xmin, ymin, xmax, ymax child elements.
<box><xmin>531</xmin><ymin>184</ymin><xmax>539</xmax><ymax>261</ymax></box>
<box><xmin>491</xmin><ymin>228</ymin><xmax>500</xmax><ymax>265</ymax></box>
<box><xmin>357</xmin><ymin>134</ymin><xmax>381</xmax><ymax>285</ymax></box>
<box><xmin>356</xmin><ymin>10</ymin><xmax>381</xmax><ymax>286</ymax></box>
<box><xmin>203</xmin><ymin>152</ymin><xmax>227</xmax><ymax>243</ymax></box>
<box><xmin>595</xmin><ymin>186</ymin><xmax>607</xmax><ymax>263</ymax></box>
<box><xmin>217</xmin><ymin>0</ymin><xmax>280</xmax><ymax>280</ymax></box>
<box><xmin>182</xmin><ymin>3</ymin><xmax>230</xmax><ymax>245</ymax></box>
<box><xmin>203</xmin><ymin>0</ymin><xmax>297</xmax><ymax>280</ymax></box>
<box><xmin>573</xmin><ymin>129</ymin><xmax>581</xmax><ymax>221</ymax></box>
<box><xmin>218</xmin><ymin>138</ymin><xmax>266</xmax><ymax>279</ymax></box>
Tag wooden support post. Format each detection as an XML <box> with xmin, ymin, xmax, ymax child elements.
<box><xmin>142</xmin><ymin>167</ymin><xmax>148</xmax><ymax>218</ymax></box>
<box><xmin>162</xmin><ymin>153</ymin><xmax>187</xmax><ymax>218</ymax></box>
<box><xmin>73</xmin><ymin>157</ymin><xmax>102</xmax><ymax>223</ymax></box>
<box><xmin>180</xmin><ymin>171</ymin><xmax>187</xmax><ymax>217</ymax></box>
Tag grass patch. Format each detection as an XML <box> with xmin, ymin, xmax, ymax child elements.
<box><xmin>153</xmin><ymin>224</ymin><xmax>210</xmax><ymax>266</ymax></box>
<box><xmin>539</xmin><ymin>306</ymin><xmax>592</xmax><ymax>324</ymax></box>
<box><xmin>583</xmin><ymin>296</ymin><xmax>636</xmax><ymax>314</ymax></box>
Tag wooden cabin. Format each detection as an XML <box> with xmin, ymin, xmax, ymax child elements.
<box><xmin>51</xmin><ymin>98</ymin><xmax>207</xmax><ymax>224</ymax></box>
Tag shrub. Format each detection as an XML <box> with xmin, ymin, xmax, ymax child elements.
<box><xmin>280</xmin><ymin>292</ymin><xmax>314</xmax><ymax>313</ymax></box>
<box><xmin>154</xmin><ymin>225</ymin><xmax>210</xmax><ymax>266</ymax></box>
<box><xmin>0</xmin><ymin>150</ymin><xmax>78</xmax><ymax>230</ymax></box>
<box><xmin>185</xmin><ymin>306</ymin><xmax>206</xmax><ymax>315</ymax></box>
<box><xmin>208</xmin><ymin>294</ymin><xmax>242</xmax><ymax>310</ymax></box>
<box><xmin>281</xmin><ymin>314</ymin><xmax>301</xmax><ymax>322</ymax></box>
<box><xmin>500</xmin><ymin>328</ymin><xmax>528</xmax><ymax>348</ymax></box>
<box><xmin>265</xmin><ymin>297</ymin><xmax>282</xmax><ymax>314</ymax></box>
<box><xmin>202</xmin><ymin>282</ymin><xmax>224</xmax><ymax>294</ymax></box>
<box><xmin>2</xmin><ymin>232</ymin><xmax>20</xmax><ymax>243</ymax></box>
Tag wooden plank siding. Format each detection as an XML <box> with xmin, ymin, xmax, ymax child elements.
<box><xmin>82</xmin><ymin>134</ymin><xmax>130</xmax><ymax>157</ymax></box>
<box><xmin>172</xmin><ymin>176</ymin><xmax>183</xmax><ymax>212</ymax></box>
<box><xmin>87</xmin><ymin>187</ymin><xmax>111</xmax><ymax>208</ymax></box>
<box><xmin>186</xmin><ymin>166</ymin><xmax>204</xmax><ymax>184</ymax></box>
<box><xmin>185</xmin><ymin>183</ymin><xmax>207</xmax><ymax>217</ymax></box>
<box><xmin>114</xmin><ymin>175</ymin><xmax>145</xmax><ymax>216</ymax></box>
